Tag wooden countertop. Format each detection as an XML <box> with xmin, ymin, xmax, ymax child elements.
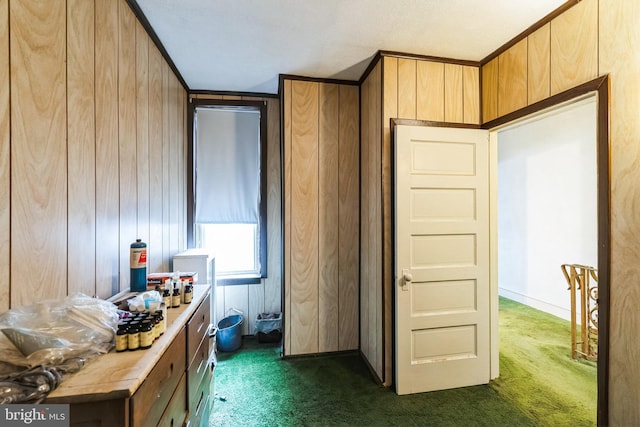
<box><xmin>46</xmin><ymin>284</ymin><xmax>211</xmax><ymax>404</ymax></box>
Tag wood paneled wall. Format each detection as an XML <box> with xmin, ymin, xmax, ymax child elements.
<box><xmin>0</xmin><ymin>0</ymin><xmax>187</xmax><ymax>311</ymax></box>
<box><xmin>190</xmin><ymin>93</ymin><xmax>282</xmax><ymax>336</ymax></box>
<box><xmin>359</xmin><ymin>54</ymin><xmax>480</xmax><ymax>384</ymax></box>
<box><xmin>598</xmin><ymin>1</ymin><xmax>640</xmax><ymax>424</ymax></box>
<box><xmin>360</xmin><ymin>61</ymin><xmax>383</xmax><ymax>379</ymax></box>
<box><xmin>481</xmin><ymin>0</ymin><xmax>640</xmax><ymax>422</ymax></box>
<box><xmin>482</xmin><ymin>0</ymin><xmax>598</xmax><ymax>123</ymax></box>
<box><xmin>282</xmin><ymin>78</ymin><xmax>359</xmax><ymax>356</ymax></box>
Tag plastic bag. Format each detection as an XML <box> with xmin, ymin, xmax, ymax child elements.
<box><xmin>126</xmin><ymin>290</ymin><xmax>162</xmax><ymax>313</ymax></box>
<box><xmin>0</xmin><ymin>293</ymin><xmax>119</xmax><ymax>370</ymax></box>
<box><xmin>255</xmin><ymin>312</ymin><xmax>282</xmax><ymax>334</ymax></box>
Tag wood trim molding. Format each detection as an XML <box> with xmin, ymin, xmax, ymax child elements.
<box><xmin>189</xmin><ymin>89</ymin><xmax>279</xmax><ymax>99</ymax></box>
<box><xmin>378</xmin><ymin>50</ymin><xmax>480</xmax><ymax>67</ymax></box>
<box><xmin>481</xmin><ymin>0</ymin><xmax>580</xmax><ymax>65</ymax></box>
<box><xmin>126</xmin><ymin>0</ymin><xmax>189</xmax><ymax>90</ymax></box>
<box><xmin>279</xmin><ymin>74</ymin><xmax>359</xmax><ymax>88</ymax></box>
<box><xmin>596</xmin><ymin>75</ymin><xmax>610</xmax><ymax>427</ymax></box>
<box><xmin>359</xmin><ymin>52</ymin><xmax>383</xmax><ymax>86</ymax></box>
<box><xmin>391</xmin><ymin>118</ymin><xmax>482</xmax><ymax>130</ymax></box>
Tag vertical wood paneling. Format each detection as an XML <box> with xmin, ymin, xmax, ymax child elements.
<box><xmin>0</xmin><ymin>0</ymin><xmax>8</xmax><ymax>313</ymax></box>
<box><xmin>482</xmin><ymin>58</ymin><xmax>499</xmax><ymax>123</ymax></box>
<box><xmin>416</xmin><ymin>61</ymin><xmax>444</xmax><ymax>122</ymax></box>
<box><xmin>118</xmin><ymin>0</ymin><xmax>137</xmax><ymax>291</ymax></box>
<box><xmin>370</xmin><ymin>63</ymin><xmax>382</xmax><ymax>377</ymax></box>
<box><xmin>359</xmin><ymin>72</ymin><xmax>370</xmax><ymax>359</ymax></box>
<box><xmin>179</xmin><ymin>86</ymin><xmax>186</xmax><ymax>252</ymax></box>
<box><xmin>528</xmin><ymin>23</ymin><xmax>551</xmax><ymax>104</ymax></box>
<box><xmin>67</xmin><ymin>0</ymin><xmax>96</xmax><ymax>297</ymax></box>
<box><xmin>95</xmin><ymin>0</ymin><xmax>120</xmax><ymax>298</ymax></box>
<box><xmin>284</xmin><ymin>79</ymin><xmax>358</xmax><ymax>355</ymax></box>
<box><xmin>498</xmin><ymin>38</ymin><xmax>528</xmax><ymax>117</ymax></box>
<box><xmin>148</xmin><ymin>44</ymin><xmax>163</xmax><ymax>274</ymax></box>
<box><xmin>248</xmin><ymin>281</ymin><xmax>264</xmax><ymax>336</ymax></box>
<box><xmin>161</xmin><ymin>62</ymin><xmax>170</xmax><ymax>271</ymax></box>
<box><xmin>168</xmin><ymin>74</ymin><xmax>180</xmax><ymax>261</ymax></box>
<box><xmin>338</xmin><ymin>85</ymin><xmax>359</xmax><ymax>351</ymax></box>
<box><xmin>397</xmin><ymin>58</ymin><xmax>416</xmax><ymax>119</ymax></box>
<box><xmin>290</xmin><ymin>80</ymin><xmax>319</xmax><ymax>355</ymax></box>
<box><xmin>10</xmin><ymin>0</ymin><xmax>67</xmax><ymax>305</ymax></box>
<box><xmin>377</xmin><ymin>63</ymin><xmax>390</xmax><ymax>383</ymax></box>
<box><xmin>283</xmin><ymin>80</ymin><xmax>292</xmax><ymax>354</ymax></box>
<box><xmin>368</xmin><ymin>71</ymin><xmax>378</xmax><ymax>371</ymax></box>
<box><xmin>1</xmin><ymin>0</ymin><xmax>187</xmax><ymax>309</ymax></box>
<box><xmin>215</xmin><ymin>286</ymin><xmax>225</xmax><ymax>329</ymax></box>
<box><xmin>223</xmin><ymin>285</ymin><xmax>250</xmax><ymax>335</ymax></box>
<box><xmin>264</xmin><ymin>98</ymin><xmax>282</xmax><ymax>314</ymax></box>
<box><xmin>135</xmin><ymin>22</ymin><xmax>150</xmax><ymax>253</ymax></box>
<box><xmin>550</xmin><ymin>0</ymin><xmax>598</xmax><ymax>95</ymax></box>
<box><xmin>599</xmin><ymin>1</ymin><xmax>640</xmax><ymax>424</ymax></box>
<box><xmin>462</xmin><ymin>66</ymin><xmax>480</xmax><ymax>125</ymax></box>
<box><xmin>318</xmin><ymin>83</ymin><xmax>340</xmax><ymax>352</ymax></box>
<box><xmin>444</xmin><ymin>63</ymin><xmax>463</xmax><ymax>123</ymax></box>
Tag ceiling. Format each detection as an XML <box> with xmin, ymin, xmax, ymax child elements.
<box><xmin>135</xmin><ymin>0</ymin><xmax>568</xmax><ymax>95</ymax></box>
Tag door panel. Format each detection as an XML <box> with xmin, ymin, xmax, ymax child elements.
<box><xmin>395</xmin><ymin>124</ymin><xmax>490</xmax><ymax>395</ymax></box>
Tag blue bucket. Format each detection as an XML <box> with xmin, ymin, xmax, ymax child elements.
<box><xmin>217</xmin><ymin>314</ymin><xmax>243</xmax><ymax>352</ymax></box>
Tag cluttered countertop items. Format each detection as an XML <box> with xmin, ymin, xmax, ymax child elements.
<box><xmin>113</xmin><ymin>271</ymin><xmax>195</xmax><ymax>353</ymax></box>
<box><xmin>0</xmin><ymin>280</ymin><xmax>209</xmax><ymax>404</ymax></box>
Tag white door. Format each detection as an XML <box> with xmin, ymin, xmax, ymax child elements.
<box><xmin>394</xmin><ymin>124</ymin><xmax>491</xmax><ymax>395</ymax></box>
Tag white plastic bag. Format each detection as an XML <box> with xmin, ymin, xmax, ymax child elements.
<box><xmin>0</xmin><ymin>293</ymin><xmax>118</xmax><ymax>370</ymax></box>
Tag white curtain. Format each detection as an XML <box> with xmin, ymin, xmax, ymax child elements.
<box><xmin>195</xmin><ymin>108</ymin><xmax>260</xmax><ymax>224</ymax></box>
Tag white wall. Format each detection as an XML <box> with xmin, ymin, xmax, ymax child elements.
<box><xmin>497</xmin><ymin>97</ymin><xmax>597</xmax><ymax>321</ymax></box>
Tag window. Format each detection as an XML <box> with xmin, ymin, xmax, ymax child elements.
<box><xmin>190</xmin><ymin>100</ymin><xmax>267</xmax><ymax>285</ymax></box>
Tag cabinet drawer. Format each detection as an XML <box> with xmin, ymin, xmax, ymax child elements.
<box><xmin>157</xmin><ymin>374</ymin><xmax>187</xmax><ymax>427</ymax></box>
<box><xmin>131</xmin><ymin>326</ymin><xmax>186</xmax><ymax>427</ymax></box>
<box><xmin>186</xmin><ymin>365</ymin><xmax>212</xmax><ymax>427</ymax></box>
<box><xmin>187</xmin><ymin>333</ymin><xmax>211</xmax><ymax>408</ymax></box>
<box><xmin>187</xmin><ymin>293</ymin><xmax>210</xmax><ymax>365</ymax></box>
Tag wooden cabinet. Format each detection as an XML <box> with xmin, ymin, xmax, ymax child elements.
<box><xmin>46</xmin><ymin>285</ymin><xmax>213</xmax><ymax>427</ymax></box>
<box><xmin>186</xmin><ymin>291</ymin><xmax>213</xmax><ymax>427</ymax></box>
<box><xmin>131</xmin><ymin>326</ymin><xmax>187</xmax><ymax>427</ymax></box>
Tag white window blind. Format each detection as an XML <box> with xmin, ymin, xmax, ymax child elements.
<box><xmin>194</xmin><ymin>108</ymin><xmax>261</xmax><ymax>224</ymax></box>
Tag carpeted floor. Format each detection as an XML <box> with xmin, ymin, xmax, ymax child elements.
<box><xmin>492</xmin><ymin>297</ymin><xmax>596</xmax><ymax>426</ymax></box>
<box><xmin>210</xmin><ymin>298</ymin><xmax>596</xmax><ymax>426</ymax></box>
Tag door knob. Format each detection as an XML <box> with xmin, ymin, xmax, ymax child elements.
<box><xmin>401</xmin><ymin>269</ymin><xmax>412</xmax><ymax>291</ymax></box>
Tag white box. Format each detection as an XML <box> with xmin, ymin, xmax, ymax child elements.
<box><xmin>173</xmin><ymin>248</ymin><xmax>216</xmax><ymax>327</ymax></box>
<box><xmin>173</xmin><ymin>248</ymin><xmax>215</xmax><ymax>285</ymax></box>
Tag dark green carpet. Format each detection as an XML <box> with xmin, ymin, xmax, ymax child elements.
<box><xmin>211</xmin><ymin>298</ymin><xmax>596</xmax><ymax>427</ymax></box>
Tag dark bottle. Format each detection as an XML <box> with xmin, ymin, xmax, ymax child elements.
<box><xmin>184</xmin><ymin>283</ymin><xmax>193</xmax><ymax>304</ymax></box>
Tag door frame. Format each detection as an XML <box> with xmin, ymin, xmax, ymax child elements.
<box><xmin>391</xmin><ymin>74</ymin><xmax>610</xmax><ymax>425</ymax></box>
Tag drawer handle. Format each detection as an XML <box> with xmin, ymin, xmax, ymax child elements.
<box><xmin>156</xmin><ymin>362</ymin><xmax>174</xmax><ymax>399</ymax></box>
<box><xmin>196</xmin><ymin>318</ymin><xmax>205</xmax><ymax>334</ymax></box>
<box><xmin>195</xmin><ymin>390</ymin><xmax>205</xmax><ymax>417</ymax></box>
<box><xmin>197</xmin><ymin>357</ymin><xmax>205</xmax><ymax>375</ymax></box>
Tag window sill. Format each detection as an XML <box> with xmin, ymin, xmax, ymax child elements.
<box><xmin>216</xmin><ymin>274</ymin><xmax>262</xmax><ymax>286</ymax></box>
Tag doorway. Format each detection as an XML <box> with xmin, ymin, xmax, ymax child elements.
<box><xmin>391</xmin><ymin>76</ymin><xmax>609</xmax><ymax>424</ymax></box>
<box><xmin>496</xmin><ymin>96</ymin><xmax>597</xmax><ymax>321</ymax></box>
<box><xmin>493</xmin><ymin>95</ymin><xmax>598</xmax><ymax>423</ymax></box>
